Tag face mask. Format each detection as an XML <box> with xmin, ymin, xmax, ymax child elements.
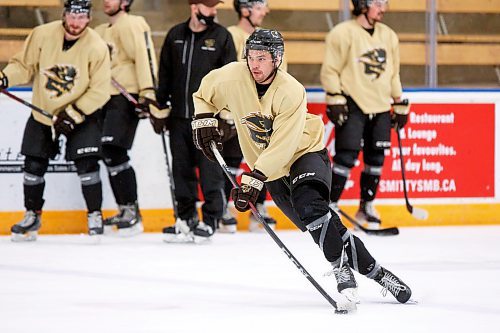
<box><xmin>197</xmin><ymin>12</ymin><xmax>215</xmax><ymax>26</ymax></box>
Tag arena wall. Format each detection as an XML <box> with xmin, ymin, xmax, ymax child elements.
<box><xmin>0</xmin><ymin>88</ymin><xmax>498</xmax><ymax>234</ymax></box>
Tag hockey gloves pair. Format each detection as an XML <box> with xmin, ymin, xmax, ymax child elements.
<box><xmin>138</xmin><ymin>89</ymin><xmax>171</xmax><ymax>134</ymax></box>
<box><xmin>0</xmin><ymin>70</ymin><xmax>8</xmax><ymax>90</ymax></box>
<box><xmin>191</xmin><ymin>113</ymin><xmax>222</xmax><ymax>162</ymax></box>
<box><xmin>231</xmin><ymin>170</ymin><xmax>267</xmax><ymax>212</ymax></box>
<box><xmin>391</xmin><ymin>99</ymin><xmax>410</xmax><ymax>130</ymax></box>
<box><xmin>53</xmin><ymin>104</ymin><xmax>85</xmax><ymax>137</ymax></box>
<box><xmin>326</xmin><ymin>94</ymin><xmax>349</xmax><ymax>127</ymax></box>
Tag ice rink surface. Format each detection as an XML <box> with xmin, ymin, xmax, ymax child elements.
<box><xmin>1</xmin><ymin>226</ymin><xmax>499</xmax><ymax>333</ymax></box>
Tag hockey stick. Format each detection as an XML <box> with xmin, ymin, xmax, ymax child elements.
<box><xmin>210</xmin><ymin>141</ymin><xmax>348</xmax><ymax>314</ymax></box>
<box><xmin>160</xmin><ymin>132</ymin><xmax>181</xmax><ymax>224</ymax></box>
<box><xmin>337</xmin><ymin>208</ymin><xmax>399</xmax><ymax>236</ymax></box>
<box><xmin>1</xmin><ymin>88</ymin><xmax>58</xmax><ymax>140</ymax></box>
<box><xmin>111</xmin><ymin>78</ymin><xmax>149</xmax><ymax>118</ymax></box>
<box><xmin>143</xmin><ymin>31</ymin><xmax>182</xmax><ymax>229</ymax></box>
<box><xmin>1</xmin><ymin>88</ymin><xmax>52</xmax><ymax>119</ymax></box>
<box><xmin>396</xmin><ymin>129</ymin><xmax>429</xmax><ymax>220</ymax></box>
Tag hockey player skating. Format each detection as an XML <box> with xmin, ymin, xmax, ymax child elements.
<box><xmin>1</xmin><ymin>0</ymin><xmax>111</xmax><ymax>241</ymax></box>
<box><xmin>320</xmin><ymin>0</ymin><xmax>409</xmax><ymax>230</ymax></box>
<box><xmin>155</xmin><ymin>0</ymin><xmax>237</xmax><ymax>242</ymax></box>
<box><xmin>191</xmin><ymin>29</ymin><xmax>412</xmax><ymax>306</ymax></box>
<box><xmin>95</xmin><ymin>0</ymin><xmax>168</xmax><ymax>237</ymax></box>
<box><xmin>218</xmin><ymin>0</ymin><xmax>279</xmax><ymax>233</ymax></box>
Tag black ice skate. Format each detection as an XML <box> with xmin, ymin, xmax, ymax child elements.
<box><xmin>374</xmin><ymin>267</ymin><xmax>412</xmax><ymax>303</ymax></box>
<box><xmin>218</xmin><ymin>208</ymin><xmax>237</xmax><ymax>234</ymax></box>
<box><xmin>249</xmin><ymin>203</ymin><xmax>276</xmax><ymax>232</ymax></box>
<box><xmin>11</xmin><ymin>210</ymin><xmax>42</xmax><ymax>242</ymax></box>
<box><xmin>104</xmin><ymin>202</ymin><xmax>143</xmax><ymax>237</ymax></box>
<box><xmin>355</xmin><ymin>200</ymin><xmax>382</xmax><ymax>230</ymax></box>
<box><xmin>88</xmin><ymin>211</ymin><xmax>104</xmax><ymax>237</ymax></box>
<box><xmin>163</xmin><ymin>217</ymin><xmax>213</xmax><ymax>244</ymax></box>
<box><xmin>330</xmin><ymin>257</ymin><xmax>359</xmax><ymax>304</ymax></box>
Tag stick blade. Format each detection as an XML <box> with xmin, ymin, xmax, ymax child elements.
<box><xmin>412</xmin><ymin>207</ymin><xmax>429</xmax><ymax>220</ymax></box>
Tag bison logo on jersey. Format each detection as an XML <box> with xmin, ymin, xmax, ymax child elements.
<box><xmin>43</xmin><ymin>65</ymin><xmax>78</xmax><ymax>98</ymax></box>
<box><xmin>241</xmin><ymin>112</ymin><xmax>274</xmax><ymax>150</ymax></box>
<box><xmin>358</xmin><ymin>48</ymin><xmax>386</xmax><ymax>80</ymax></box>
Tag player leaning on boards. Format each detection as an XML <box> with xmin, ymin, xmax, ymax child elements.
<box><xmin>320</xmin><ymin>0</ymin><xmax>409</xmax><ymax>230</ymax></box>
<box><xmin>191</xmin><ymin>29</ymin><xmax>412</xmax><ymax>307</ymax></box>
<box><xmin>0</xmin><ymin>0</ymin><xmax>111</xmax><ymax>241</ymax></box>
<box><xmin>155</xmin><ymin>0</ymin><xmax>237</xmax><ymax>242</ymax></box>
<box><xmin>218</xmin><ymin>0</ymin><xmax>278</xmax><ymax>233</ymax></box>
<box><xmin>95</xmin><ymin>0</ymin><xmax>168</xmax><ymax>237</ymax></box>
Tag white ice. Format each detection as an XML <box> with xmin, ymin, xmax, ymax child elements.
<box><xmin>1</xmin><ymin>226</ymin><xmax>500</xmax><ymax>333</ymax></box>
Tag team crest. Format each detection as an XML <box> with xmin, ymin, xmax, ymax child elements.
<box><xmin>201</xmin><ymin>39</ymin><xmax>216</xmax><ymax>51</ymax></box>
<box><xmin>241</xmin><ymin>112</ymin><xmax>274</xmax><ymax>149</ymax></box>
<box><xmin>43</xmin><ymin>65</ymin><xmax>78</xmax><ymax>98</ymax></box>
<box><xmin>358</xmin><ymin>48</ymin><xmax>386</xmax><ymax>80</ymax></box>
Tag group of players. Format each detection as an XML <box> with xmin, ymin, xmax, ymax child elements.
<box><xmin>0</xmin><ymin>0</ymin><xmax>412</xmax><ymax>311</ymax></box>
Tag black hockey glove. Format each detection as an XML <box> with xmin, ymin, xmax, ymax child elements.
<box><xmin>326</xmin><ymin>94</ymin><xmax>349</xmax><ymax>127</ymax></box>
<box><xmin>191</xmin><ymin>113</ymin><xmax>222</xmax><ymax>162</ymax></box>
<box><xmin>0</xmin><ymin>70</ymin><xmax>8</xmax><ymax>90</ymax></box>
<box><xmin>138</xmin><ymin>89</ymin><xmax>171</xmax><ymax>134</ymax></box>
<box><xmin>219</xmin><ymin>118</ymin><xmax>237</xmax><ymax>143</ymax></box>
<box><xmin>391</xmin><ymin>99</ymin><xmax>410</xmax><ymax>130</ymax></box>
<box><xmin>231</xmin><ymin>170</ymin><xmax>267</xmax><ymax>212</ymax></box>
<box><xmin>53</xmin><ymin>104</ymin><xmax>85</xmax><ymax>137</ymax></box>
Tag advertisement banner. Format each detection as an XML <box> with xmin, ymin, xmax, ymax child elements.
<box><xmin>308</xmin><ymin>102</ymin><xmax>496</xmax><ymax>199</ymax></box>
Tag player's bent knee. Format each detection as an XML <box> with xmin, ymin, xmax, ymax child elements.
<box><xmin>102</xmin><ymin>145</ymin><xmax>130</xmax><ymax>167</ymax></box>
<box><xmin>333</xmin><ymin>149</ymin><xmax>359</xmax><ymax>169</ymax></box>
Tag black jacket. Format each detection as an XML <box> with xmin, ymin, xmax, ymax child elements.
<box><xmin>157</xmin><ymin>19</ymin><xmax>237</xmax><ymax>119</ymax></box>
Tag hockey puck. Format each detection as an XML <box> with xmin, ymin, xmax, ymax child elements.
<box><xmin>335</xmin><ymin>309</ymin><xmax>349</xmax><ymax>314</ymax></box>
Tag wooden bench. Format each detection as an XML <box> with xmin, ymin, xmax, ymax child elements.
<box><xmin>282</xmin><ymin>32</ymin><xmax>500</xmax><ymax>44</ymax></box>
<box><xmin>0</xmin><ymin>0</ymin><xmax>60</xmax><ymax>6</ymax></box>
<box><xmin>0</xmin><ymin>0</ymin><xmax>61</xmax><ymax>37</ymax></box>
<box><xmin>219</xmin><ymin>0</ymin><xmax>500</xmax><ymax>68</ymax></box>
<box><xmin>0</xmin><ymin>40</ymin><xmax>23</xmax><ymax>62</ymax></box>
<box><xmin>285</xmin><ymin>41</ymin><xmax>500</xmax><ymax>66</ymax></box>
<box><xmin>218</xmin><ymin>0</ymin><xmax>500</xmax><ymax>13</ymax></box>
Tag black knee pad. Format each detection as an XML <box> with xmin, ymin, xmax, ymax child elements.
<box><xmin>363</xmin><ymin>149</ymin><xmax>385</xmax><ymax>167</ymax></box>
<box><xmin>74</xmin><ymin>157</ymin><xmax>100</xmax><ymax>175</ymax></box>
<box><xmin>23</xmin><ymin>156</ymin><xmax>49</xmax><ymax>177</ymax></box>
<box><xmin>292</xmin><ymin>183</ymin><xmax>329</xmax><ymax>225</ymax></box>
<box><xmin>102</xmin><ymin>145</ymin><xmax>129</xmax><ymax>167</ymax></box>
<box><xmin>333</xmin><ymin>149</ymin><xmax>359</xmax><ymax>169</ymax></box>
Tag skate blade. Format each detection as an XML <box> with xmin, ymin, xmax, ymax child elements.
<box><xmin>116</xmin><ymin>223</ymin><xmax>144</xmax><ymax>238</ymax></box>
<box><xmin>217</xmin><ymin>224</ymin><xmax>237</xmax><ymax>234</ymax></box>
<box><xmin>335</xmin><ymin>295</ymin><xmax>357</xmax><ymax>313</ymax></box>
<box><xmin>87</xmin><ymin>234</ymin><xmax>102</xmax><ymax>245</ymax></box>
<box><xmin>11</xmin><ymin>231</ymin><xmax>38</xmax><ymax>242</ymax></box>
<box><xmin>341</xmin><ymin>288</ymin><xmax>360</xmax><ymax>304</ymax></box>
<box><xmin>163</xmin><ymin>233</ymin><xmax>195</xmax><ymax>244</ymax></box>
<box><xmin>103</xmin><ymin>225</ymin><xmax>118</xmax><ymax>235</ymax></box>
<box><xmin>193</xmin><ymin>234</ymin><xmax>212</xmax><ymax>244</ymax></box>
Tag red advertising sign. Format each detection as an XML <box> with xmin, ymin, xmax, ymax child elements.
<box><xmin>308</xmin><ymin>103</ymin><xmax>495</xmax><ymax>199</ymax></box>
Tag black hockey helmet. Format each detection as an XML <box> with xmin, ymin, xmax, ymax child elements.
<box><xmin>123</xmin><ymin>0</ymin><xmax>133</xmax><ymax>12</ymax></box>
<box><xmin>352</xmin><ymin>0</ymin><xmax>368</xmax><ymax>16</ymax></box>
<box><xmin>64</xmin><ymin>0</ymin><xmax>92</xmax><ymax>15</ymax></box>
<box><xmin>352</xmin><ymin>0</ymin><xmax>387</xmax><ymax>16</ymax></box>
<box><xmin>245</xmin><ymin>28</ymin><xmax>284</xmax><ymax>61</ymax></box>
<box><xmin>233</xmin><ymin>0</ymin><xmax>267</xmax><ymax>14</ymax></box>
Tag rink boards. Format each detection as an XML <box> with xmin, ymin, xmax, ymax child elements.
<box><xmin>0</xmin><ymin>88</ymin><xmax>499</xmax><ymax>234</ymax></box>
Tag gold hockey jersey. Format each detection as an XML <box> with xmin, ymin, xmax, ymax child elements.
<box><xmin>320</xmin><ymin>19</ymin><xmax>403</xmax><ymax>114</ymax></box>
<box><xmin>95</xmin><ymin>13</ymin><xmax>157</xmax><ymax>95</ymax></box>
<box><xmin>3</xmin><ymin>21</ymin><xmax>111</xmax><ymax>126</ymax></box>
<box><xmin>193</xmin><ymin>62</ymin><xmax>324</xmax><ymax>181</ymax></box>
<box><xmin>227</xmin><ymin>25</ymin><xmax>288</xmax><ymax>71</ymax></box>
